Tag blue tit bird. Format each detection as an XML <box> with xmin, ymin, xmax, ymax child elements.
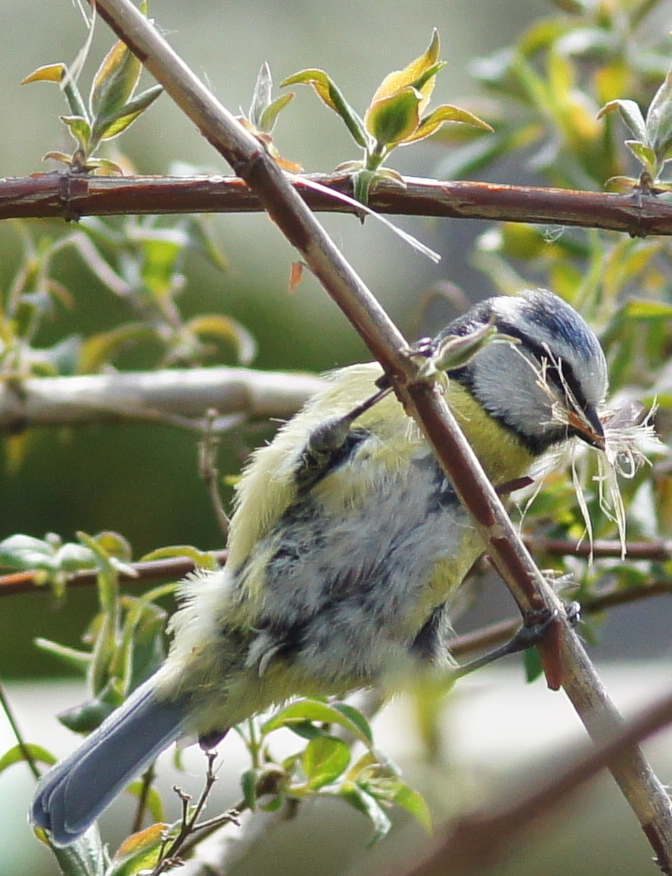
<box><xmin>31</xmin><ymin>288</ymin><xmax>608</xmax><ymax>847</ymax></box>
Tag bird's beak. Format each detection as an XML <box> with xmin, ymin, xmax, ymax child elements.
<box><xmin>568</xmin><ymin>405</ymin><xmax>606</xmax><ymax>451</ymax></box>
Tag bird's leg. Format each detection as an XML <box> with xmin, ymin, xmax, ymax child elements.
<box><xmin>452</xmin><ymin>601</ymin><xmax>580</xmax><ymax>680</ymax></box>
<box><xmin>294</xmin><ymin>386</ymin><xmax>391</xmax><ymax>492</ymax></box>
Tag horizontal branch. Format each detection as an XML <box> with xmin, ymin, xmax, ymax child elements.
<box><xmin>0</xmin><ymin>551</ymin><xmax>228</xmax><ymax>597</ymax></box>
<box><xmin>530</xmin><ymin>535</ymin><xmax>672</xmax><ymax>562</ymax></box>
<box><xmin>0</xmin><ymin>366</ymin><xmax>322</xmax><ymax>432</ymax></box>
<box><xmin>2</xmin><ymin>172</ymin><xmax>672</xmax><ymax>236</ymax></box>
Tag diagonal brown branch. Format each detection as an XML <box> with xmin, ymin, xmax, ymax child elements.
<box><xmin>2</xmin><ymin>172</ymin><xmax>672</xmax><ymax>236</ymax></box>
<box><xmin>64</xmin><ymin>0</ymin><xmax>672</xmax><ymax>870</ymax></box>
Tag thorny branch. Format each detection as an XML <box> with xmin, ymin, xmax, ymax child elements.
<box><xmin>1</xmin><ymin>172</ymin><xmax>672</xmax><ymax>236</ymax></box>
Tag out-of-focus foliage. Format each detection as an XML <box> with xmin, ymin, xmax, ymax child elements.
<box><xmin>1</xmin><ymin>215</ymin><xmax>248</xmax><ymax>382</ymax></box>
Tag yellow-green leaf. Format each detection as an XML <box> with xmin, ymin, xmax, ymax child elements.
<box><xmin>392</xmin><ymin>782</ymin><xmax>433</xmax><ymax>833</ymax></box>
<box><xmin>90</xmin><ymin>39</ymin><xmax>142</xmax><ymax>122</ymax></box>
<box><xmin>259</xmin><ymin>92</ymin><xmax>295</xmax><ymax>133</ymax></box>
<box><xmin>281</xmin><ymin>68</ymin><xmax>367</xmax><ymax>148</ymax></box>
<box><xmin>625</xmin><ymin>298</ymin><xmax>672</xmax><ymax>319</ymax></box>
<box><xmin>60</xmin><ymin>115</ymin><xmax>92</xmax><ymax>151</ymax></box>
<box><xmin>406</xmin><ymin>103</ymin><xmax>493</xmax><ymax>144</ymax></box>
<box><xmin>21</xmin><ymin>63</ymin><xmax>67</xmax><ymax>85</ymax></box>
<box><xmin>187</xmin><ymin>314</ymin><xmax>257</xmax><ymax>364</ymax></box>
<box><xmin>78</xmin><ymin>323</ymin><xmax>155</xmax><ymax>373</ymax></box>
<box><xmin>370</xmin><ymin>29</ymin><xmax>441</xmax><ymax>107</ymax></box>
<box><xmin>281</xmin><ymin>68</ymin><xmax>339</xmax><ymax>111</ymax></box>
<box><xmin>139</xmin><ymin>544</ymin><xmax>218</xmax><ymax>569</ymax></box>
<box><xmin>108</xmin><ymin>823</ymin><xmax>168</xmax><ymax>876</ymax></box>
<box><xmin>0</xmin><ymin>743</ymin><xmax>56</xmax><ymax>774</ymax></box>
<box><xmin>92</xmin><ymin>84</ymin><xmax>163</xmax><ymax>144</ymax></box>
<box><xmin>624</xmin><ymin>139</ymin><xmax>657</xmax><ymax>173</ymax></box>
<box><xmin>365</xmin><ymin>86</ymin><xmax>421</xmax><ymax>145</ymax></box>
<box><xmin>302</xmin><ymin>736</ymin><xmax>351</xmax><ymax>789</ymax></box>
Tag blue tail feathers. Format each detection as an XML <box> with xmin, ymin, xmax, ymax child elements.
<box><xmin>31</xmin><ymin>680</ymin><xmax>187</xmax><ymax>847</ymax></box>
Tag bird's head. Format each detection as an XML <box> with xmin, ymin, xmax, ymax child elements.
<box><xmin>440</xmin><ymin>289</ymin><xmax>608</xmax><ymax>457</ymax></box>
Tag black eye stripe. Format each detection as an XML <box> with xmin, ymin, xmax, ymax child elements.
<box><xmin>492</xmin><ymin>321</ymin><xmax>590</xmax><ymax>414</ymax></box>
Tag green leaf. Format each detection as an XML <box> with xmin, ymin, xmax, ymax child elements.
<box><xmin>0</xmin><ymin>534</ymin><xmax>56</xmax><ymax>570</ymax></box>
<box><xmin>61</xmin><ymin>115</ymin><xmax>92</xmax><ymax>152</ymax></box>
<box><xmin>262</xmin><ymin>700</ymin><xmax>374</xmax><ymax>747</ymax></box>
<box><xmin>183</xmin><ymin>216</ymin><xmax>229</xmax><ymax>271</ymax></box>
<box><xmin>82</xmin><ymin>158</ymin><xmax>127</xmax><ymax>176</ymax></box>
<box><xmin>91</xmin><ymin>84</ymin><xmax>163</xmax><ymax>145</ymax></box>
<box><xmin>330</xmin><ymin>702</ymin><xmax>373</xmax><ymax>744</ymax></box>
<box><xmin>426</xmin><ymin>321</ymin><xmax>498</xmax><ymax>376</ymax></box>
<box><xmin>186</xmin><ymin>314</ymin><xmax>257</xmax><ymax>365</ymax></box>
<box><xmin>137</xmin><ymin>230</ymin><xmax>187</xmax><ymax>297</ymax></box>
<box><xmin>646</xmin><ymin>63</ymin><xmax>672</xmax><ymax>158</ymax></box>
<box><xmin>597</xmin><ymin>99</ymin><xmax>647</xmax><ymax>141</ymax></box>
<box><xmin>281</xmin><ymin>69</ymin><xmax>368</xmax><ymax>148</ymax></box>
<box><xmin>241</xmin><ymin>769</ymin><xmax>258</xmax><ymax>810</ymax></box>
<box><xmin>340</xmin><ymin>783</ymin><xmax>392</xmax><ymax>843</ymax></box>
<box><xmin>33</xmin><ymin>638</ymin><xmax>92</xmax><ymax>673</ymax></box>
<box><xmin>0</xmin><ymin>533</ymin><xmax>96</xmax><ymax>578</ymax></box>
<box><xmin>352</xmin><ymin>169</ymin><xmax>376</xmax><ymax>205</ymax></box>
<box><xmin>282</xmin><ymin>719</ymin><xmax>325</xmax><ymax>740</ymax></box>
<box><xmin>56</xmin><ymin>541</ymin><xmax>102</xmax><ymax>573</ymax></box>
<box><xmin>79</xmin><ymin>323</ymin><xmax>156</xmax><ymax>373</ymax></box>
<box><xmin>122</xmin><ymin>600</ymin><xmax>168</xmax><ymax>692</ymax></box>
<box><xmin>392</xmin><ymin>782</ymin><xmax>432</xmax><ymax>833</ymax></box>
<box><xmin>107</xmin><ymin>823</ymin><xmax>167</xmax><ymax>876</ymax></box>
<box><xmin>77</xmin><ymin>531</ymin><xmax>120</xmax><ymax>614</ymax></box>
<box><xmin>625</xmin><ymin>299</ymin><xmax>672</xmax><ymax>319</ymax></box>
<box><xmin>36</xmin><ymin>333</ymin><xmax>83</xmax><ymax>377</ymax></box>
<box><xmin>0</xmin><ymin>743</ymin><xmax>56</xmax><ymax>774</ymax></box>
<box><xmin>57</xmin><ymin>681</ymin><xmax>124</xmax><ymax>734</ymax></box>
<box><xmin>249</xmin><ymin>62</ymin><xmax>273</xmax><ymax>128</ymax></box>
<box><xmin>523</xmin><ymin>646</ymin><xmax>544</xmax><ymax>683</ymax></box>
<box><xmin>90</xmin><ymin>39</ymin><xmax>142</xmax><ymax>124</ymax></box>
<box><xmin>624</xmin><ymin>139</ymin><xmax>657</xmax><ymax>173</ymax></box>
<box><xmin>93</xmin><ymin>531</ymin><xmax>133</xmax><ymax>563</ymax></box>
<box><xmin>302</xmin><ymin>736</ymin><xmax>351</xmax><ymax>789</ymax></box>
<box><xmin>365</xmin><ymin>86</ymin><xmax>422</xmax><ymax>145</ymax></box>
<box><xmin>259</xmin><ymin>93</ymin><xmax>295</xmax><ymax>133</ymax></box>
